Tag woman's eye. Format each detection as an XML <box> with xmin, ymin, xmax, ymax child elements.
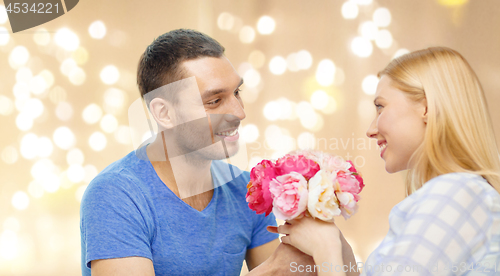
<box><xmin>375</xmin><ymin>104</ymin><xmax>383</xmax><ymax>111</ymax></box>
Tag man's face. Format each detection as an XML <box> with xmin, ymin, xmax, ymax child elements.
<box><xmin>170</xmin><ymin>56</ymin><xmax>245</xmax><ymax>160</ymax></box>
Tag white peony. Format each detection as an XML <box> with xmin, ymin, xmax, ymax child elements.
<box><xmin>307</xmin><ymin>170</ymin><xmax>341</xmax><ymax>222</ymax></box>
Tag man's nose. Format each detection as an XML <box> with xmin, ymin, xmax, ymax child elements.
<box><xmin>226</xmin><ymin>96</ymin><xmax>246</xmax><ymax>121</ymax></box>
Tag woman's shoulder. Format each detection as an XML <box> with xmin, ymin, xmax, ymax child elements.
<box><xmin>421</xmin><ymin>172</ymin><xmax>494</xmax><ymax>193</ymax></box>
<box><xmin>416</xmin><ymin>172</ymin><xmax>500</xmax><ymax>210</ymax></box>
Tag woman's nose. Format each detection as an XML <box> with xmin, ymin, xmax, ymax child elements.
<box><xmin>366</xmin><ymin>119</ymin><xmax>378</xmax><ymax>139</ymax></box>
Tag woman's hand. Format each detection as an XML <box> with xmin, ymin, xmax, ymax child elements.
<box><xmin>269</xmin><ymin>216</ymin><xmax>342</xmax><ymax>258</ymax></box>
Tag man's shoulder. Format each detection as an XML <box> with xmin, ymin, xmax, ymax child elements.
<box><xmin>83</xmin><ymin>150</ymin><xmax>151</xmax><ymax>201</ymax></box>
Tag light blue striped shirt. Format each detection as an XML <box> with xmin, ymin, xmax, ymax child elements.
<box><xmin>363</xmin><ymin>173</ymin><xmax>500</xmax><ymax>275</ymax></box>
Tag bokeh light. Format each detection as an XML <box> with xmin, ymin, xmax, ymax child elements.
<box><xmin>351</xmin><ymin>36</ymin><xmax>373</xmax><ymax>57</ymax></box>
<box><xmin>375</xmin><ymin>30</ymin><xmax>393</xmax><ymax>49</ymax></box>
<box><xmin>217</xmin><ymin>12</ymin><xmax>234</xmax><ymax>30</ymax></box>
<box><xmin>257</xmin><ymin>16</ymin><xmax>276</xmax><ymax>35</ymax></box>
<box><xmin>114</xmin><ymin>125</ymin><xmax>132</xmax><ymax>145</ymax></box>
<box><xmin>286</xmin><ymin>53</ymin><xmax>300</xmax><ymax>72</ymax></box>
<box><xmin>353</xmin><ymin>0</ymin><xmax>373</xmax><ymax>5</ymax></box>
<box><xmin>103</xmin><ymin>88</ymin><xmax>127</xmax><ymax>114</ymax></box>
<box><xmin>100</xmin><ymin>65</ymin><xmax>120</xmax><ymax>85</ymax></box>
<box><xmin>393</xmin><ymin>48</ymin><xmax>410</xmax><ymax>59</ymax></box>
<box><xmin>359</xmin><ymin>21</ymin><xmax>378</xmax><ymax>40</ymax></box>
<box><xmin>100</xmin><ymin>114</ymin><xmax>119</xmax><ymax>133</ymax></box>
<box><xmin>263</xmin><ymin>101</ymin><xmax>282</xmax><ymax>121</ymax></box>
<box><xmin>297</xmin><ymin>132</ymin><xmax>316</xmax><ymax>150</ymax></box>
<box><xmin>296</xmin><ymin>101</ymin><xmax>318</xmax><ymax>130</ymax></box>
<box><xmin>28</xmin><ymin>180</ymin><xmax>44</xmax><ymax>198</ymax></box>
<box><xmin>9</xmin><ymin>46</ymin><xmax>30</xmax><ymax>68</ymax></box>
<box><xmin>89</xmin><ymin>132</ymin><xmax>107</xmax><ymax>151</ymax></box>
<box><xmin>88</xmin><ymin>21</ymin><xmax>107</xmax><ymax>39</ymax></box>
<box><xmin>310</xmin><ymin>90</ymin><xmax>329</xmax><ymax>110</ymax></box>
<box><xmin>240</xmin><ymin>124</ymin><xmax>259</xmax><ymax>143</ymax></box>
<box><xmin>75</xmin><ymin>185</ymin><xmax>88</xmax><ymax>202</ymax></box>
<box><xmin>248</xmin><ymin>50</ymin><xmax>266</xmax><ymax>69</ymax></box>
<box><xmin>0</xmin><ymin>26</ymin><xmax>10</xmax><ymax>46</ymax></box>
<box><xmin>72</xmin><ymin>47</ymin><xmax>90</xmax><ymax>65</ymax></box>
<box><xmin>60</xmin><ymin>58</ymin><xmax>78</xmax><ymax>76</ymax></box>
<box><xmin>16</xmin><ymin>67</ymin><xmax>33</xmax><ymax>84</ymax></box>
<box><xmin>66</xmin><ymin>148</ymin><xmax>84</xmax><ymax>165</ymax></box>
<box><xmin>316</xmin><ymin>59</ymin><xmax>336</xmax><ymax>87</ymax></box>
<box><xmin>243</xmin><ymin>69</ymin><xmax>261</xmax><ymax>88</ymax></box>
<box><xmin>55</xmin><ymin>102</ymin><xmax>73</xmax><ymax>121</ymax></box>
<box><xmin>1</xmin><ymin>145</ymin><xmax>18</xmax><ymax>164</ymax></box>
<box><xmin>33</xmin><ymin>28</ymin><xmax>51</xmax><ymax>46</ymax></box>
<box><xmin>373</xmin><ymin>8</ymin><xmax>392</xmax><ymax>27</ymax></box>
<box><xmin>341</xmin><ymin>1</ymin><xmax>359</xmax><ymax>19</ymax></box>
<box><xmin>362</xmin><ymin>75</ymin><xmax>379</xmax><ymax>95</ymax></box>
<box><xmin>36</xmin><ymin>137</ymin><xmax>54</xmax><ymax>158</ymax></box>
<box><xmin>0</xmin><ymin>5</ymin><xmax>8</xmax><ymax>24</ymax></box>
<box><xmin>55</xmin><ymin>28</ymin><xmax>80</xmax><ymax>51</ymax></box>
<box><xmin>269</xmin><ymin>56</ymin><xmax>287</xmax><ymax>75</ymax></box>
<box><xmin>29</xmin><ymin>75</ymin><xmax>48</xmax><ymax>95</ymax></box>
<box><xmin>20</xmin><ymin>133</ymin><xmax>39</xmax><ymax>160</ymax></box>
<box><xmin>39</xmin><ymin>70</ymin><xmax>55</xmax><ymax>88</ymax></box>
<box><xmin>53</xmin><ymin>127</ymin><xmax>76</xmax><ymax>150</ymax></box>
<box><xmin>67</xmin><ymin>164</ymin><xmax>85</xmax><ymax>183</ymax></box>
<box><xmin>15</xmin><ymin>113</ymin><xmax>33</xmax><ymax>131</ymax></box>
<box><xmin>83</xmin><ymin>165</ymin><xmax>98</xmax><ymax>183</ymax></box>
<box><xmin>23</xmin><ymin>98</ymin><xmax>44</xmax><ymax>119</ymax></box>
<box><xmin>68</xmin><ymin>67</ymin><xmax>86</xmax><ymax>85</ymax></box>
<box><xmin>296</xmin><ymin>50</ymin><xmax>313</xmax><ymax>70</ymax></box>
<box><xmin>82</xmin><ymin>103</ymin><xmax>103</xmax><ymax>124</ymax></box>
<box><xmin>11</xmin><ymin>192</ymin><xmax>30</xmax><ymax>210</ymax></box>
<box><xmin>239</xmin><ymin>26</ymin><xmax>256</xmax><ymax>43</ymax></box>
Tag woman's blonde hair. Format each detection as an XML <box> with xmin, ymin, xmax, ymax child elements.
<box><xmin>378</xmin><ymin>47</ymin><xmax>500</xmax><ymax>195</ymax></box>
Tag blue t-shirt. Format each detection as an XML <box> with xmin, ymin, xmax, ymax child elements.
<box><xmin>80</xmin><ymin>146</ymin><xmax>278</xmax><ymax>276</ymax></box>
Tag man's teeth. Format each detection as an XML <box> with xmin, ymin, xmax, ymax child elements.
<box><xmin>216</xmin><ymin>129</ymin><xmax>238</xmax><ymax>136</ymax></box>
<box><xmin>379</xmin><ymin>143</ymin><xmax>387</xmax><ymax>152</ymax></box>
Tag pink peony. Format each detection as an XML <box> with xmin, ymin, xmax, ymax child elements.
<box><xmin>246</xmin><ymin>160</ymin><xmax>276</xmax><ymax>216</ymax></box>
<box><xmin>275</xmin><ymin>154</ymin><xmax>320</xmax><ymax>181</ymax></box>
<box><xmin>347</xmin><ymin>160</ymin><xmax>365</xmax><ymax>191</ymax></box>
<box><xmin>269</xmin><ymin>172</ymin><xmax>309</xmax><ymax>220</ymax></box>
<box><xmin>337</xmin><ymin>192</ymin><xmax>358</xmax><ymax>219</ymax></box>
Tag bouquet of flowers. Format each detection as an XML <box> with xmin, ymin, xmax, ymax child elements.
<box><xmin>246</xmin><ymin>150</ymin><xmax>364</xmax><ymax>221</ymax></box>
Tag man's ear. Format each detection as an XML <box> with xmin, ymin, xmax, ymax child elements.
<box><xmin>149</xmin><ymin>98</ymin><xmax>175</xmax><ymax>129</ymax></box>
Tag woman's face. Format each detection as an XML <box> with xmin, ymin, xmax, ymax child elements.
<box><xmin>366</xmin><ymin>75</ymin><xmax>427</xmax><ymax>173</ymax></box>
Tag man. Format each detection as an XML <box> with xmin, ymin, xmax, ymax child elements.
<box><xmin>80</xmin><ymin>29</ymin><xmax>318</xmax><ymax>276</ymax></box>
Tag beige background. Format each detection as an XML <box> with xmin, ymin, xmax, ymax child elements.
<box><xmin>0</xmin><ymin>0</ymin><xmax>499</xmax><ymax>275</ymax></box>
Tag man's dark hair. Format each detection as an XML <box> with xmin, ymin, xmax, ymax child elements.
<box><xmin>137</xmin><ymin>29</ymin><xmax>225</xmax><ymax>103</ymax></box>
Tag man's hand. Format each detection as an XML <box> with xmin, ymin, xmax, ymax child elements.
<box><xmin>246</xmin><ymin>243</ymin><xmax>317</xmax><ymax>276</ymax></box>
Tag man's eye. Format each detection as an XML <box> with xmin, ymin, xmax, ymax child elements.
<box><xmin>234</xmin><ymin>89</ymin><xmax>242</xmax><ymax>96</ymax></box>
<box><xmin>207</xmin><ymin>99</ymin><xmax>221</xmax><ymax>105</ymax></box>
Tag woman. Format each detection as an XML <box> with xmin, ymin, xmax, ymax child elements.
<box><xmin>272</xmin><ymin>47</ymin><xmax>500</xmax><ymax>275</ymax></box>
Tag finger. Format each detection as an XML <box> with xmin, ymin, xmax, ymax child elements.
<box><xmin>266</xmin><ymin>226</ymin><xmax>278</xmax><ymax>234</ymax></box>
<box><xmin>280</xmin><ymin>235</ymin><xmax>291</xmax><ymax>245</ymax></box>
<box><xmin>278</xmin><ymin>224</ymin><xmax>290</xmax><ymax>235</ymax></box>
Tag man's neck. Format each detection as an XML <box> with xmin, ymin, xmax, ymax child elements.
<box><xmin>146</xmin><ymin>134</ymin><xmax>214</xmax><ymax>211</ymax></box>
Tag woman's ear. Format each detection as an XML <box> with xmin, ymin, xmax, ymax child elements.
<box><xmin>149</xmin><ymin>98</ymin><xmax>175</xmax><ymax>129</ymax></box>
<box><xmin>422</xmin><ymin>98</ymin><xmax>428</xmax><ymax>124</ymax></box>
